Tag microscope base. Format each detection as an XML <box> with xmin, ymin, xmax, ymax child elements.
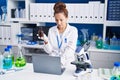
<box><xmin>73</xmin><ymin>68</ymin><xmax>93</xmax><ymax>77</ymax></box>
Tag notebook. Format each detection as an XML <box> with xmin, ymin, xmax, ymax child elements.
<box><xmin>32</xmin><ymin>54</ymin><xmax>65</xmax><ymax>75</ymax></box>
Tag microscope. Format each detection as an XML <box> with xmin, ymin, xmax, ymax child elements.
<box><xmin>71</xmin><ymin>42</ymin><xmax>93</xmax><ymax>77</ymax></box>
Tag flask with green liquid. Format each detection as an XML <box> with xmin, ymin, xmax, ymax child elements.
<box><xmin>15</xmin><ymin>45</ymin><xmax>26</xmax><ymax>68</ymax></box>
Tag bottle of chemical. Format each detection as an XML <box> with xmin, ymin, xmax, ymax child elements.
<box><xmin>111</xmin><ymin>62</ymin><xmax>120</xmax><ymax>80</ymax></box>
<box><xmin>0</xmin><ymin>52</ymin><xmax>3</xmax><ymax>69</ymax></box>
<box><xmin>7</xmin><ymin>45</ymin><xmax>14</xmax><ymax>65</ymax></box>
<box><xmin>110</xmin><ymin>33</ymin><xmax>117</xmax><ymax>49</ymax></box>
<box><xmin>96</xmin><ymin>35</ymin><xmax>103</xmax><ymax>49</ymax></box>
<box><xmin>103</xmin><ymin>38</ymin><xmax>109</xmax><ymax>49</ymax></box>
<box><xmin>14</xmin><ymin>8</ymin><xmax>19</xmax><ymax>18</ymax></box>
<box><xmin>15</xmin><ymin>45</ymin><xmax>26</xmax><ymax>68</ymax></box>
<box><xmin>3</xmin><ymin>48</ymin><xmax>12</xmax><ymax>69</ymax></box>
<box><xmin>0</xmin><ymin>52</ymin><xmax>5</xmax><ymax>75</ymax></box>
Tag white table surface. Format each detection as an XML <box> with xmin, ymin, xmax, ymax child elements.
<box><xmin>0</xmin><ymin>63</ymin><xmax>103</xmax><ymax>80</ymax></box>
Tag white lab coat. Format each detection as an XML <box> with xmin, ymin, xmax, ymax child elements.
<box><xmin>44</xmin><ymin>24</ymin><xmax>78</xmax><ymax>66</ymax></box>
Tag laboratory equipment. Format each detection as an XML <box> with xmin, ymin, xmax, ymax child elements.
<box><xmin>96</xmin><ymin>35</ymin><xmax>103</xmax><ymax>49</ymax></box>
<box><xmin>16</xmin><ymin>34</ymin><xmax>24</xmax><ymax>44</ymax></box>
<box><xmin>71</xmin><ymin>43</ymin><xmax>92</xmax><ymax>77</ymax></box>
<box><xmin>80</xmin><ymin>29</ymin><xmax>89</xmax><ymax>44</ymax></box>
<box><xmin>15</xmin><ymin>45</ymin><xmax>26</xmax><ymax>68</ymax></box>
<box><xmin>3</xmin><ymin>48</ymin><xmax>12</xmax><ymax>69</ymax></box>
<box><xmin>110</xmin><ymin>62</ymin><xmax>120</xmax><ymax>80</ymax></box>
<box><xmin>38</xmin><ymin>27</ymin><xmax>44</xmax><ymax>37</ymax></box>
<box><xmin>7</xmin><ymin>45</ymin><xmax>14</xmax><ymax>65</ymax></box>
<box><xmin>0</xmin><ymin>52</ymin><xmax>5</xmax><ymax>75</ymax></box>
<box><xmin>1</xmin><ymin>6</ymin><xmax>7</xmax><ymax>22</ymax></box>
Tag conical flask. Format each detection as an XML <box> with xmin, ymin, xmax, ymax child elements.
<box><xmin>15</xmin><ymin>45</ymin><xmax>26</xmax><ymax>68</ymax></box>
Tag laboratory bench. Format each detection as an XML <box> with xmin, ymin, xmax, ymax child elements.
<box><xmin>0</xmin><ymin>43</ymin><xmax>120</xmax><ymax>69</ymax></box>
<box><xmin>0</xmin><ymin>63</ymin><xmax>105</xmax><ymax>80</ymax></box>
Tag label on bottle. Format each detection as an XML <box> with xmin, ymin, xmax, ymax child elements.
<box><xmin>3</xmin><ymin>58</ymin><xmax>12</xmax><ymax>69</ymax></box>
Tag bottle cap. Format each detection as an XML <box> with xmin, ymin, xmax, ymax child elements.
<box><xmin>114</xmin><ymin>62</ymin><xmax>120</xmax><ymax>67</ymax></box>
<box><xmin>7</xmin><ymin>45</ymin><xmax>12</xmax><ymax>49</ymax></box>
<box><xmin>4</xmin><ymin>48</ymin><xmax>9</xmax><ymax>51</ymax></box>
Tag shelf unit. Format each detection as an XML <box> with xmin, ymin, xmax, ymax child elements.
<box><xmin>0</xmin><ymin>23</ymin><xmax>20</xmax><ymax>45</ymax></box>
<box><xmin>29</xmin><ymin>2</ymin><xmax>105</xmax><ymax>24</ymax></box>
<box><xmin>103</xmin><ymin>0</ymin><xmax>120</xmax><ymax>40</ymax></box>
<box><xmin>88</xmin><ymin>0</ymin><xmax>120</xmax><ymax>69</ymax></box>
<box><xmin>7</xmin><ymin>0</ymin><xmax>35</xmax><ymax>22</ymax></box>
<box><xmin>1</xmin><ymin>0</ymin><xmax>120</xmax><ymax>64</ymax></box>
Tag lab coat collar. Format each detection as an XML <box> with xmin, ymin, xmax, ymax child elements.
<box><xmin>54</xmin><ymin>23</ymin><xmax>70</xmax><ymax>38</ymax></box>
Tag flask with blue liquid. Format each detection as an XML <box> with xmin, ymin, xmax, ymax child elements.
<box><xmin>3</xmin><ymin>48</ymin><xmax>12</xmax><ymax>69</ymax></box>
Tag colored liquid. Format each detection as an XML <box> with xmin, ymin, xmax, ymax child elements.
<box><xmin>38</xmin><ymin>29</ymin><xmax>44</xmax><ymax>37</ymax></box>
<box><xmin>96</xmin><ymin>40</ymin><xmax>103</xmax><ymax>49</ymax></box>
<box><xmin>0</xmin><ymin>56</ymin><xmax>3</xmax><ymax>68</ymax></box>
<box><xmin>11</xmin><ymin>54</ymin><xmax>14</xmax><ymax>65</ymax></box>
<box><xmin>3</xmin><ymin>58</ymin><xmax>12</xmax><ymax>69</ymax></box>
<box><xmin>15</xmin><ymin>57</ymin><xmax>26</xmax><ymax>67</ymax></box>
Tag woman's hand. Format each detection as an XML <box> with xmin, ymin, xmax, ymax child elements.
<box><xmin>37</xmin><ymin>29</ymin><xmax>48</xmax><ymax>44</ymax></box>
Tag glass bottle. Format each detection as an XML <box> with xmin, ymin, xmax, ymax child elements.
<box><xmin>0</xmin><ymin>52</ymin><xmax>5</xmax><ymax>75</ymax></box>
<box><xmin>38</xmin><ymin>27</ymin><xmax>44</xmax><ymax>38</ymax></box>
<box><xmin>7</xmin><ymin>45</ymin><xmax>14</xmax><ymax>65</ymax></box>
<box><xmin>96</xmin><ymin>35</ymin><xmax>103</xmax><ymax>49</ymax></box>
<box><xmin>113</xmin><ymin>62</ymin><xmax>120</xmax><ymax>75</ymax></box>
<box><xmin>3</xmin><ymin>48</ymin><xmax>12</xmax><ymax>69</ymax></box>
<box><xmin>1</xmin><ymin>6</ymin><xmax>7</xmax><ymax>22</ymax></box>
<box><xmin>15</xmin><ymin>45</ymin><xmax>26</xmax><ymax>68</ymax></box>
<box><xmin>111</xmin><ymin>62</ymin><xmax>120</xmax><ymax>80</ymax></box>
<box><xmin>110</xmin><ymin>33</ymin><xmax>117</xmax><ymax>49</ymax></box>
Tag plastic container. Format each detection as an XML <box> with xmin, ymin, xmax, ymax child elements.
<box><xmin>3</xmin><ymin>48</ymin><xmax>12</xmax><ymax>69</ymax></box>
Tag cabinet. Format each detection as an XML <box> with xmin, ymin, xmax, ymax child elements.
<box><xmin>0</xmin><ymin>23</ymin><xmax>20</xmax><ymax>45</ymax></box>
<box><xmin>22</xmin><ymin>45</ymin><xmax>45</xmax><ymax>63</ymax></box>
<box><xmin>103</xmin><ymin>0</ymin><xmax>120</xmax><ymax>40</ymax></box>
<box><xmin>88</xmin><ymin>47</ymin><xmax>120</xmax><ymax>69</ymax></box>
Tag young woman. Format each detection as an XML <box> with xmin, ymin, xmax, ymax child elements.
<box><xmin>39</xmin><ymin>2</ymin><xmax>78</xmax><ymax>66</ymax></box>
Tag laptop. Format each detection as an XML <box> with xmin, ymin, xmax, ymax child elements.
<box><xmin>32</xmin><ymin>54</ymin><xmax>65</xmax><ymax>75</ymax></box>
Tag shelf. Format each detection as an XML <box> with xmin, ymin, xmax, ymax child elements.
<box><xmin>105</xmin><ymin>21</ymin><xmax>120</xmax><ymax>26</ymax></box>
<box><xmin>21</xmin><ymin>44</ymin><xmax>44</xmax><ymax>49</ymax></box>
<box><xmin>10</xmin><ymin>18</ymin><xmax>29</xmax><ymax>22</ymax></box>
<box><xmin>0</xmin><ymin>43</ymin><xmax>44</xmax><ymax>49</ymax></box>
<box><xmin>88</xmin><ymin>46</ymin><xmax>120</xmax><ymax>53</ymax></box>
<box><xmin>0</xmin><ymin>22</ymin><xmax>11</xmax><ymax>25</ymax></box>
<box><xmin>7</xmin><ymin>0</ymin><xmax>35</xmax><ymax>22</ymax></box>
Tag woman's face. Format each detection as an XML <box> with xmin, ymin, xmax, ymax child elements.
<box><xmin>54</xmin><ymin>12</ymin><xmax>68</xmax><ymax>29</ymax></box>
